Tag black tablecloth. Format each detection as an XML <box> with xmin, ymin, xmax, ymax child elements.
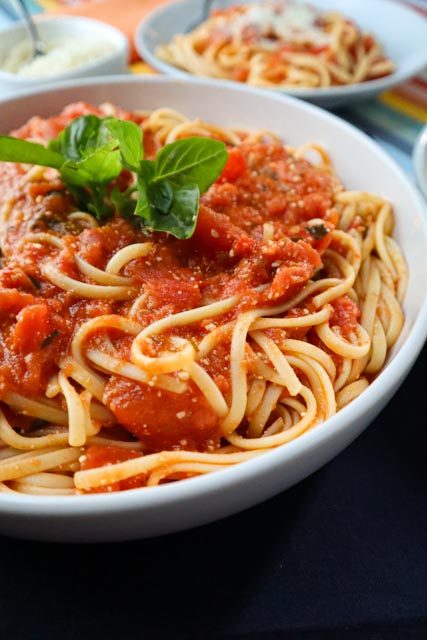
<box><xmin>1</xmin><ymin>339</ymin><xmax>426</xmax><ymax>640</ymax></box>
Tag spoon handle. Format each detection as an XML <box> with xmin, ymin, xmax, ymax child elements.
<box><xmin>15</xmin><ymin>0</ymin><xmax>46</xmax><ymax>57</ymax></box>
<box><xmin>187</xmin><ymin>0</ymin><xmax>214</xmax><ymax>32</ymax></box>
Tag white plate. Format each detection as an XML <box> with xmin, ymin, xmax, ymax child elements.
<box><xmin>413</xmin><ymin>124</ymin><xmax>427</xmax><ymax>200</ymax></box>
<box><xmin>0</xmin><ymin>75</ymin><xmax>426</xmax><ymax>542</ymax></box>
<box><xmin>134</xmin><ymin>0</ymin><xmax>427</xmax><ymax>108</ymax></box>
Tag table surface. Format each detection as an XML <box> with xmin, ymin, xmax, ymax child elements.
<box><xmin>0</xmin><ymin>2</ymin><xmax>427</xmax><ymax>639</ymax></box>
<box><xmin>0</xmin><ymin>345</ymin><xmax>426</xmax><ymax>640</ymax></box>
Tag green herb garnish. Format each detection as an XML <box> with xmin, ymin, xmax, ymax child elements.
<box><xmin>28</xmin><ymin>274</ymin><xmax>42</xmax><ymax>289</ymax></box>
<box><xmin>305</xmin><ymin>223</ymin><xmax>329</xmax><ymax>241</ymax></box>
<box><xmin>40</xmin><ymin>329</ymin><xmax>60</xmax><ymax>349</ymax></box>
<box><xmin>0</xmin><ymin>115</ymin><xmax>228</xmax><ymax>239</ymax></box>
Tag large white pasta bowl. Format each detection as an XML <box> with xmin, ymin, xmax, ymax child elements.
<box><xmin>0</xmin><ymin>75</ymin><xmax>426</xmax><ymax>542</ymax></box>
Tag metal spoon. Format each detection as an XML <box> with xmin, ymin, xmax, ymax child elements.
<box><xmin>187</xmin><ymin>0</ymin><xmax>215</xmax><ymax>31</ymax></box>
<box><xmin>15</xmin><ymin>0</ymin><xmax>46</xmax><ymax>59</ymax></box>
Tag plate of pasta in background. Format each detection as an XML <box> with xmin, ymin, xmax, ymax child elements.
<box><xmin>135</xmin><ymin>0</ymin><xmax>427</xmax><ymax>107</ymax></box>
<box><xmin>0</xmin><ymin>75</ymin><xmax>426</xmax><ymax>542</ymax></box>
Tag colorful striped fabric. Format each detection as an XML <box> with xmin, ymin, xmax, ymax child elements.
<box><xmin>333</xmin><ymin>70</ymin><xmax>427</xmax><ymax>178</ymax></box>
<box><xmin>334</xmin><ymin>0</ymin><xmax>427</xmax><ymax>176</ymax></box>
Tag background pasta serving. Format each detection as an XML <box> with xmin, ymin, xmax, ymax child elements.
<box><xmin>154</xmin><ymin>0</ymin><xmax>395</xmax><ymax>89</ymax></box>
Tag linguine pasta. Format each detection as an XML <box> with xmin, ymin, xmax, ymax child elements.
<box><xmin>0</xmin><ymin>101</ymin><xmax>406</xmax><ymax>494</ymax></box>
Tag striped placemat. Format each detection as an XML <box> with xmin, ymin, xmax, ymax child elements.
<box><xmin>335</xmin><ymin>0</ymin><xmax>427</xmax><ymax>175</ymax></box>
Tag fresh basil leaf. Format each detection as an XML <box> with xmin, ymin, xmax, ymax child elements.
<box><xmin>57</xmin><ymin>115</ymin><xmax>111</xmax><ymax>161</ymax></box>
<box><xmin>0</xmin><ymin>136</ymin><xmax>63</xmax><ymax>168</ymax></box>
<box><xmin>66</xmin><ymin>184</ymin><xmax>90</xmax><ymax>210</ymax></box>
<box><xmin>153</xmin><ymin>137</ymin><xmax>228</xmax><ymax>192</ymax></box>
<box><xmin>135</xmin><ymin>176</ymin><xmax>199</xmax><ymax>237</ymax></box>
<box><xmin>151</xmin><ymin>184</ymin><xmax>200</xmax><ymax>239</ymax></box>
<box><xmin>86</xmin><ymin>184</ymin><xmax>113</xmax><ymax>221</ymax></box>
<box><xmin>133</xmin><ymin>160</ymin><xmax>155</xmax><ymax>221</ymax></box>
<box><xmin>139</xmin><ymin>159</ymin><xmax>155</xmax><ymax>182</ymax></box>
<box><xmin>150</xmin><ymin>180</ymin><xmax>173</xmax><ymax>215</ymax></box>
<box><xmin>136</xmin><ymin>182</ymin><xmax>199</xmax><ymax>239</ymax></box>
<box><xmin>110</xmin><ymin>185</ymin><xmax>137</xmax><ymax>221</ymax></box>
<box><xmin>170</xmin><ymin>184</ymin><xmax>200</xmax><ymax>237</ymax></box>
<box><xmin>134</xmin><ymin>175</ymin><xmax>151</xmax><ymax>222</ymax></box>
<box><xmin>65</xmin><ymin>177</ymin><xmax>113</xmax><ymax>221</ymax></box>
<box><xmin>47</xmin><ymin>138</ymin><xmax>62</xmax><ymax>155</ymax></box>
<box><xmin>60</xmin><ymin>141</ymin><xmax>122</xmax><ymax>187</ymax></box>
<box><xmin>104</xmin><ymin>119</ymin><xmax>143</xmax><ymax>171</ymax></box>
<box><xmin>133</xmin><ymin>140</ymin><xmax>227</xmax><ymax>238</ymax></box>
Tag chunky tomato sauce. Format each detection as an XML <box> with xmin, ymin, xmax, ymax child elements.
<box><xmin>0</xmin><ymin>102</ymin><xmax>357</xmax><ymax>483</ymax></box>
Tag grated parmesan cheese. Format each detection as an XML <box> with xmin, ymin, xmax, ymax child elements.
<box><xmin>220</xmin><ymin>2</ymin><xmax>331</xmax><ymax>48</ymax></box>
<box><xmin>0</xmin><ymin>36</ymin><xmax>115</xmax><ymax>77</ymax></box>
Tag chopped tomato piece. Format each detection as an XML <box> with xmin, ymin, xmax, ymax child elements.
<box><xmin>80</xmin><ymin>445</ymin><xmax>146</xmax><ymax>493</ymax></box>
<box><xmin>330</xmin><ymin>295</ymin><xmax>360</xmax><ymax>336</ymax></box>
<box><xmin>104</xmin><ymin>377</ymin><xmax>221</xmax><ymax>453</ymax></box>
<box><xmin>218</xmin><ymin>147</ymin><xmax>247</xmax><ymax>183</ymax></box>
<box><xmin>12</xmin><ymin>303</ymin><xmax>51</xmax><ymax>353</ymax></box>
<box><xmin>0</xmin><ymin>289</ymin><xmax>37</xmax><ymax>318</ymax></box>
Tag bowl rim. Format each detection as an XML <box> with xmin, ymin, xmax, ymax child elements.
<box><xmin>0</xmin><ymin>14</ymin><xmax>130</xmax><ymax>84</ymax></box>
<box><xmin>0</xmin><ymin>73</ymin><xmax>426</xmax><ymax>519</ymax></box>
<box><xmin>133</xmin><ymin>0</ymin><xmax>427</xmax><ymax>102</ymax></box>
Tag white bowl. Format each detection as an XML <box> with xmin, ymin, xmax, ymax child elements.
<box><xmin>0</xmin><ymin>15</ymin><xmax>130</xmax><ymax>99</ymax></box>
<box><xmin>413</xmin><ymin>124</ymin><xmax>427</xmax><ymax>201</ymax></box>
<box><xmin>0</xmin><ymin>75</ymin><xmax>426</xmax><ymax>542</ymax></box>
<box><xmin>134</xmin><ymin>0</ymin><xmax>427</xmax><ymax>108</ymax></box>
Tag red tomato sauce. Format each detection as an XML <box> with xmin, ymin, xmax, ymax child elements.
<box><xmin>79</xmin><ymin>445</ymin><xmax>146</xmax><ymax>492</ymax></box>
<box><xmin>0</xmin><ymin>102</ymin><xmax>339</xmax><ymax>469</ymax></box>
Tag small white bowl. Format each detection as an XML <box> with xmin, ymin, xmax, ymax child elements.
<box><xmin>135</xmin><ymin>0</ymin><xmax>427</xmax><ymax>108</ymax></box>
<box><xmin>413</xmin><ymin>124</ymin><xmax>427</xmax><ymax>201</ymax></box>
<box><xmin>0</xmin><ymin>75</ymin><xmax>426</xmax><ymax>542</ymax></box>
<box><xmin>0</xmin><ymin>15</ymin><xmax>130</xmax><ymax>99</ymax></box>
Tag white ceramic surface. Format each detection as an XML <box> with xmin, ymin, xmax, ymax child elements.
<box><xmin>413</xmin><ymin>124</ymin><xmax>427</xmax><ymax>201</ymax></box>
<box><xmin>0</xmin><ymin>15</ymin><xmax>129</xmax><ymax>98</ymax></box>
<box><xmin>0</xmin><ymin>75</ymin><xmax>426</xmax><ymax>543</ymax></box>
<box><xmin>134</xmin><ymin>0</ymin><xmax>427</xmax><ymax>108</ymax></box>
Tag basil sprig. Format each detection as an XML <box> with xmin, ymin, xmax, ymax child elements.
<box><xmin>0</xmin><ymin>114</ymin><xmax>228</xmax><ymax>239</ymax></box>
